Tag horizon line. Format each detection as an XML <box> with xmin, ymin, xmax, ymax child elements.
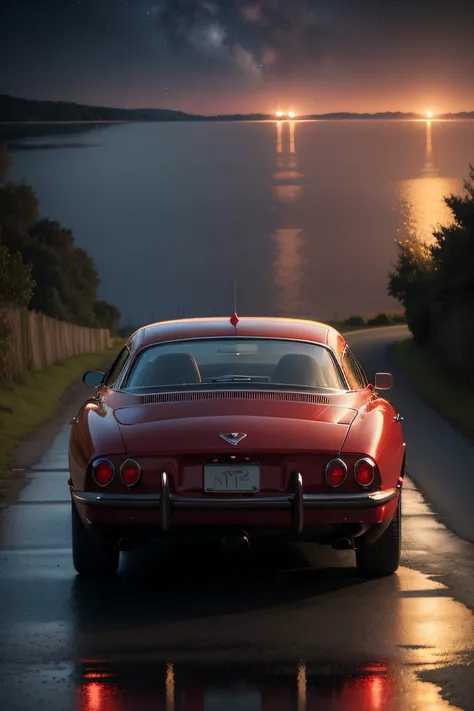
<box><xmin>1</xmin><ymin>95</ymin><xmax>473</xmax><ymax>118</ymax></box>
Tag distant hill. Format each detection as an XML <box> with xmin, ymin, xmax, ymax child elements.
<box><xmin>0</xmin><ymin>95</ymin><xmax>473</xmax><ymax>123</ymax></box>
<box><xmin>0</xmin><ymin>95</ymin><xmax>201</xmax><ymax>122</ymax></box>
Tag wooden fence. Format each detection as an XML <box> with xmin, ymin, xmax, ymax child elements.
<box><xmin>2</xmin><ymin>308</ymin><xmax>112</xmax><ymax>382</ymax></box>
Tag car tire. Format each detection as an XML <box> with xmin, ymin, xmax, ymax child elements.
<box><xmin>71</xmin><ymin>501</ymin><xmax>119</xmax><ymax>576</ymax></box>
<box><xmin>355</xmin><ymin>493</ymin><xmax>401</xmax><ymax>577</ymax></box>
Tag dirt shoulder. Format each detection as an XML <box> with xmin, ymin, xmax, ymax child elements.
<box><xmin>0</xmin><ymin>351</ymin><xmax>117</xmax><ymax>509</ymax></box>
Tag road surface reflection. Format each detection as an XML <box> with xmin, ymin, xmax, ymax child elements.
<box><xmin>75</xmin><ymin>658</ymin><xmax>455</xmax><ymax>711</ymax></box>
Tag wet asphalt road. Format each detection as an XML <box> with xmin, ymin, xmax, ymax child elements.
<box><xmin>2</xmin><ymin>325</ymin><xmax>474</xmax><ymax>711</ymax></box>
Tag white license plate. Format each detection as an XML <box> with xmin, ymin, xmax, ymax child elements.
<box><xmin>204</xmin><ymin>464</ymin><xmax>260</xmax><ymax>493</ymax></box>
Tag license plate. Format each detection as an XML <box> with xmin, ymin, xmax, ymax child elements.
<box><xmin>204</xmin><ymin>464</ymin><xmax>260</xmax><ymax>493</ymax></box>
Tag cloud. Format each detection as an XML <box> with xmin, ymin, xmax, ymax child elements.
<box><xmin>241</xmin><ymin>4</ymin><xmax>263</xmax><ymax>23</ymax></box>
<box><xmin>233</xmin><ymin>44</ymin><xmax>261</xmax><ymax>77</ymax></box>
<box><xmin>200</xmin><ymin>1</ymin><xmax>219</xmax><ymax>14</ymax></box>
<box><xmin>153</xmin><ymin>0</ymin><xmax>219</xmax><ymax>41</ymax></box>
<box><xmin>262</xmin><ymin>45</ymin><xmax>278</xmax><ymax>66</ymax></box>
<box><xmin>153</xmin><ymin>0</ymin><xmax>334</xmax><ymax>80</ymax></box>
<box><xmin>188</xmin><ymin>21</ymin><xmax>226</xmax><ymax>53</ymax></box>
<box><xmin>252</xmin><ymin>0</ymin><xmax>334</xmax><ymax>78</ymax></box>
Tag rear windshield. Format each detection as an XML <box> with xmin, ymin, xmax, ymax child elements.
<box><xmin>123</xmin><ymin>338</ymin><xmax>345</xmax><ymax>391</ymax></box>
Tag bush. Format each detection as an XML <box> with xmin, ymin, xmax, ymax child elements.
<box><xmin>388</xmin><ymin>311</ymin><xmax>407</xmax><ymax>324</ymax></box>
<box><xmin>367</xmin><ymin>313</ymin><xmax>391</xmax><ymax>327</ymax></box>
<box><xmin>0</xmin><ymin>245</ymin><xmax>35</xmax><ymax>381</ymax></box>
<box><xmin>388</xmin><ymin>165</ymin><xmax>474</xmax><ymax>345</ymax></box>
<box><xmin>344</xmin><ymin>315</ymin><xmax>366</xmax><ymax>328</ymax></box>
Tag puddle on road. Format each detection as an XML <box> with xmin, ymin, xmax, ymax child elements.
<box><xmin>71</xmin><ymin>563</ymin><xmax>473</xmax><ymax>711</ymax></box>
<box><xmin>75</xmin><ymin>659</ymin><xmax>459</xmax><ymax>711</ymax></box>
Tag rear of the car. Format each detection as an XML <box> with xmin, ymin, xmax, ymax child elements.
<box><xmin>70</xmin><ymin>325</ymin><xmax>403</xmax><ymax>577</ymax></box>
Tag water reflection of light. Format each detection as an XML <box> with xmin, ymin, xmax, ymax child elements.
<box><xmin>297</xmin><ymin>663</ymin><xmax>306</xmax><ymax>711</ymax></box>
<box><xmin>367</xmin><ymin>674</ymin><xmax>384</xmax><ymax>710</ymax></box>
<box><xmin>85</xmin><ymin>683</ymin><xmax>103</xmax><ymax>711</ymax></box>
<box><xmin>397</xmin><ymin>120</ymin><xmax>461</xmax><ymax>244</ymax></box>
<box><xmin>166</xmin><ymin>663</ymin><xmax>175</xmax><ymax>711</ymax></box>
<box><xmin>289</xmin><ymin>120</ymin><xmax>295</xmax><ymax>154</ymax></box>
<box><xmin>276</xmin><ymin>120</ymin><xmax>282</xmax><ymax>154</ymax></box>
<box><xmin>271</xmin><ymin>120</ymin><xmax>307</xmax><ymax>317</ymax></box>
<box><xmin>79</xmin><ymin>680</ymin><xmax>120</xmax><ymax>711</ymax></box>
<box><xmin>339</xmin><ymin>664</ymin><xmax>392</xmax><ymax>711</ymax></box>
<box><xmin>273</xmin><ymin>185</ymin><xmax>302</xmax><ymax>203</ymax></box>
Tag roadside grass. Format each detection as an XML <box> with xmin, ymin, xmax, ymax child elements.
<box><xmin>389</xmin><ymin>338</ymin><xmax>474</xmax><ymax>439</ymax></box>
<box><xmin>0</xmin><ymin>343</ymin><xmax>121</xmax><ymax>478</ymax></box>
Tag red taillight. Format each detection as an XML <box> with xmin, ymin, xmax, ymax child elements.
<box><xmin>92</xmin><ymin>458</ymin><xmax>114</xmax><ymax>487</ymax></box>
<box><xmin>120</xmin><ymin>459</ymin><xmax>141</xmax><ymax>487</ymax></box>
<box><xmin>325</xmin><ymin>459</ymin><xmax>347</xmax><ymax>487</ymax></box>
<box><xmin>354</xmin><ymin>458</ymin><xmax>375</xmax><ymax>487</ymax></box>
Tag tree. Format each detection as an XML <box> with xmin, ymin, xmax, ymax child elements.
<box><xmin>0</xmin><ymin>244</ymin><xmax>35</xmax><ymax>381</ymax></box>
<box><xmin>0</xmin><ymin>243</ymin><xmax>35</xmax><ymax>308</ymax></box>
<box><xmin>24</xmin><ymin>220</ymin><xmax>100</xmax><ymax>325</ymax></box>
<box><xmin>388</xmin><ymin>165</ymin><xmax>474</xmax><ymax>344</ymax></box>
<box><xmin>430</xmin><ymin>166</ymin><xmax>474</xmax><ymax>302</ymax></box>
<box><xmin>0</xmin><ymin>144</ymin><xmax>12</xmax><ymax>184</ymax></box>
<box><xmin>0</xmin><ymin>148</ymin><xmax>120</xmax><ymax>330</ymax></box>
<box><xmin>94</xmin><ymin>300</ymin><xmax>121</xmax><ymax>332</ymax></box>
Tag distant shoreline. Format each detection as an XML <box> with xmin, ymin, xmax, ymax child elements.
<box><xmin>1</xmin><ymin>94</ymin><xmax>473</xmax><ymax>125</ymax></box>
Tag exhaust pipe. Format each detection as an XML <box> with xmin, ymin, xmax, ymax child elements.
<box><xmin>117</xmin><ymin>537</ymin><xmax>135</xmax><ymax>551</ymax></box>
<box><xmin>220</xmin><ymin>530</ymin><xmax>251</xmax><ymax>553</ymax></box>
<box><xmin>333</xmin><ymin>537</ymin><xmax>354</xmax><ymax>551</ymax></box>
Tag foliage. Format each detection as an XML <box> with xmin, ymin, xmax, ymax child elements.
<box><xmin>0</xmin><ymin>245</ymin><xmax>36</xmax><ymax>381</ymax></box>
<box><xmin>0</xmin><ymin>145</ymin><xmax>12</xmax><ymax>184</ymax></box>
<box><xmin>344</xmin><ymin>315</ymin><xmax>366</xmax><ymax>328</ymax></box>
<box><xmin>0</xmin><ymin>147</ymin><xmax>120</xmax><ymax>331</ymax></box>
<box><xmin>0</xmin><ymin>244</ymin><xmax>35</xmax><ymax>309</ymax></box>
<box><xmin>388</xmin><ymin>165</ymin><xmax>474</xmax><ymax>344</ymax></box>
<box><xmin>0</xmin><ymin>94</ymin><xmax>197</xmax><ymax>123</ymax></box>
<box><xmin>366</xmin><ymin>312</ymin><xmax>391</xmax><ymax>326</ymax></box>
<box><xmin>94</xmin><ymin>300</ymin><xmax>121</xmax><ymax>331</ymax></box>
<box><xmin>0</xmin><ymin>345</ymin><xmax>120</xmax><ymax>478</ymax></box>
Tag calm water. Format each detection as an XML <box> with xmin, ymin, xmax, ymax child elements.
<box><xmin>9</xmin><ymin>120</ymin><xmax>474</xmax><ymax>325</ymax></box>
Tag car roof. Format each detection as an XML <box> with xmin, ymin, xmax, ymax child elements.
<box><xmin>127</xmin><ymin>316</ymin><xmax>346</xmax><ymax>356</ymax></box>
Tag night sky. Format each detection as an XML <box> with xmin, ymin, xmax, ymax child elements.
<box><xmin>1</xmin><ymin>0</ymin><xmax>473</xmax><ymax>115</ymax></box>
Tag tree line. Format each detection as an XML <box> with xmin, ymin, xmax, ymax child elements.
<box><xmin>0</xmin><ymin>145</ymin><xmax>120</xmax><ymax>331</ymax></box>
<box><xmin>389</xmin><ymin>164</ymin><xmax>474</xmax><ymax>375</ymax></box>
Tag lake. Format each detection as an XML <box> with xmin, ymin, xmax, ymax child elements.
<box><xmin>9</xmin><ymin>119</ymin><xmax>474</xmax><ymax>325</ymax></box>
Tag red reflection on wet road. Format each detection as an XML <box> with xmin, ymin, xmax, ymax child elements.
<box><xmin>76</xmin><ymin>661</ymin><xmax>400</xmax><ymax>711</ymax></box>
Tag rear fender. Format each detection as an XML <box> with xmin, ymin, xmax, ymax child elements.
<box><xmin>342</xmin><ymin>397</ymin><xmax>405</xmax><ymax>489</ymax></box>
<box><xmin>69</xmin><ymin>399</ymin><xmax>126</xmax><ymax>489</ymax></box>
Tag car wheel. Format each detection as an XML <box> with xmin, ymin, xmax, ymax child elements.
<box><xmin>71</xmin><ymin>501</ymin><xmax>119</xmax><ymax>576</ymax></box>
<box><xmin>355</xmin><ymin>493</ymin><xmax>401</xmax><ymax>577</ymax></box>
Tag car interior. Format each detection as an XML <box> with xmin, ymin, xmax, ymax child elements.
<box><xmin>129</xmin><ymin>351</ymin><xmax>342</xmax><ymax>389</ymax></box>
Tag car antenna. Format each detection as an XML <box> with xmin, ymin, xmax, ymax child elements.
<box><xmin>230</xmin><ymin>279</ymin><xmax>239</xmax><ymax>328</ymax></box>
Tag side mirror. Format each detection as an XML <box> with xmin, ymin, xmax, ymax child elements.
<box><xmin>374</xmin><ymin>372</ymin><xmax>393</xmax><ymax>390</ymax></box>
<box><xmin>83</xmin><ymin>370</ymin><xmax>105</xmax><ymax>388</ymax></box>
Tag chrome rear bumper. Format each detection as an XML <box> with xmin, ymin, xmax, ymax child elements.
<box><xmin>71</xmin><ymin>472</ymin><xmax>400</xmax><ymax>534</ymax></box>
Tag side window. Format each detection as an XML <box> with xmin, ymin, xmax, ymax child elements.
<box><xmin>348</xmin><ymin>348</ymin><xmax>369</xmax><ymax>388</ymax></box>
<box><xmin>104</xmin><ymin>347</ymin><xmax>130</xmax><ymax>389</ymax></box>
<box><xmin>342</xmin><ymin>347</ymin><xmax>368</xmax><ymax>390</ymax></box>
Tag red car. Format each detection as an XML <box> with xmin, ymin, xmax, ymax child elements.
<box><xmin>69</xmin><ymin>315</ymin><xmax>405</xmax><ymax>578</ymax></box>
